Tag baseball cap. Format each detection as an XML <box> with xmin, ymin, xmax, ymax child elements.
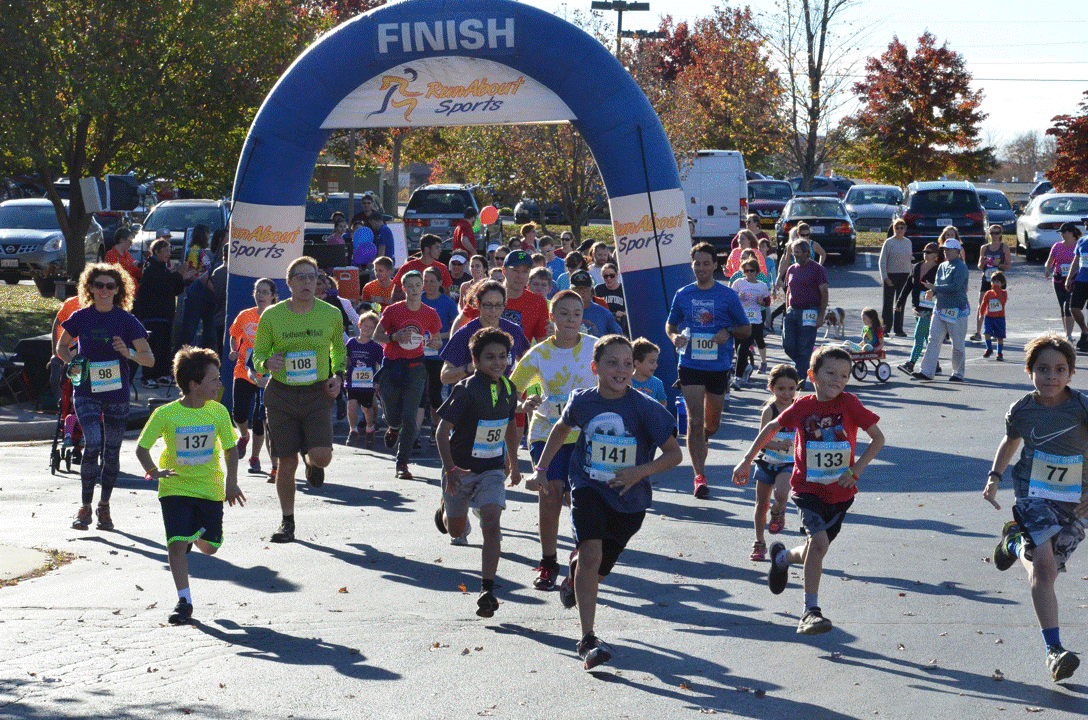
<box><xmin>449</xmin><ymin>252</ymin><xmax>468</xmax><ymax>265</ymax></box>
<box><xmin>486</xmin><ymin>243</ymin><xmax>500</xmax><ymax>254</ymax></box>
<box><xmin>157</xmin><ymin>228</ymin><xmax>171</xmax><ymax>238</ymax></box>
<box><xmin>1059</xmin><ymin>221</ymin><xmax>1081</xmax><ymax>235</ymax></box>
<box><xmin>943</xmin><ymin>239</ymin><xmax>962</xmax><ymax>250</ymax></box>
<box><xmin>570</xmin><ymin>270</ymin><xmax>594</xmax><ymax>287</ymax></box>
<box><xmin>503</xmin><ymin>250</ymin><xmax>533</xmax><ymax>268</ymax></box>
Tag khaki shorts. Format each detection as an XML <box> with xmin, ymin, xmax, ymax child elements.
<box><xmin>263</xmin><ymin>378</ymin><xmax>334</xmax><ymax>457</ymax></box>
<box><xmin>443</xmin><ymin>468</ymin><xmax>507</xmax><ymax>519</ymax></box>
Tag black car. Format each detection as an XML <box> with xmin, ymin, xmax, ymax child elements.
<box><xmin>976</xmin><ymin>189</ymin><xmax>1016</xmax><ymax>234</ymax></box>
<box><xmin>774</xmin><ymin>196</ymin><xmax>856</xmax><ymax>263</ymax></box>
<box><xmin>893</xmin><ymin>181</ymin><xmax>987</xmax><ymax>261</ymax></box>
<box><xmin>788</xmin><ymin>175</ymin><xmax>855</xmax><ymax>199</ymax></box>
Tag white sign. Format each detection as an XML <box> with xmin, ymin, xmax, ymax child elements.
<box><xmin>608</xmin><ymin>189</ymin><xmax>691</xmax><ymax>274</ymax></box>
<box><xmin>321</xmin><ymin>57</ymin><xmax>575</xmax><ymax>129</ymax></box>
<box><xmin>229</xmin><ymin>201</ymin><xmax>305</xmax><ymax>279</ymax></box>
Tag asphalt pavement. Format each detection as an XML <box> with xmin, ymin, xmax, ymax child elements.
<box><xmin>1</xmin><ymin>251</ymin><xmax>1086</xmax><ymax>719</ymax></box>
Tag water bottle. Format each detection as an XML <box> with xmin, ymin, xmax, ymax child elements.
<box><xmin>675</xmin><ymin>395</ymin><xmax>687</xmax><ymax>436</ymax></box>
<box><xmin>66</xmin><ymin>355</ymin><xmax>86</xmax><ymax>386</ymax></box>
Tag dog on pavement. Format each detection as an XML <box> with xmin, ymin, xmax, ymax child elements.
<box><xmin>823</xmin><ymin>307</ymin><xmax>847</xmax><ymax>339</ymax></box>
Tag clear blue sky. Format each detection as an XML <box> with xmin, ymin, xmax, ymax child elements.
<box><xmin>515</xmin><ymin>0</ymin><xmax>1088</xmax><ymax>146</ymax></box>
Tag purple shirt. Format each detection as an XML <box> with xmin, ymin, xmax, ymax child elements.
<box><xmin>440</xmin><ymin>317</ymin><xmax>529</xmax><ymax>376</ymax></box>
<box><xmin>62</xmin><ymin>306</ymin><xmax>147</xmax><ymax>403</ymax></box>
<box><xmin>344</xmin><ymin>338</ymin><xmax>383</xmax><ymax>390</ymax></box>
<box><xmin>785</xmin><ymin>260</ymin><xmax>828</xmax><ymax>308</ymax></box>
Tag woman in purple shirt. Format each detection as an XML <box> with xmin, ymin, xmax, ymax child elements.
<box><xmin>781</xmin><ymin>240</ymin><xmax>829</xmax><ymax>382</ymax></box>
<box><xmin>57</xmin><ymin>264</ymin><xmax>153</xmax><ymax>532</ymax></box>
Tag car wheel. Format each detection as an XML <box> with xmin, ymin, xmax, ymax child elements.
<box><xmin>842</xmin><ymin>248</ymin><xmax>856</xmax><ymax>265</ymax></box>
<box><xmin>33</xmin><ymin>277</ymin><xmax>57</xmax><ymax>297</ymax></box>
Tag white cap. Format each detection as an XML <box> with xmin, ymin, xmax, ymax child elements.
<box><xmin>486</xmin><ymin>243</ymin><xmax>500</xmax><ymax>254</ymax></box>
<box><xmin>449</xmin><ymin>252</ymin><xmax>468</xmax><ymax>264</ymax></box>
<box><xmin>943</xmin><ymin>239</ymin><xmax>962</xmax><ymax>250</ymax></box>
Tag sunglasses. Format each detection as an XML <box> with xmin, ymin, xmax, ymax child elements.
<box><xmin>743</xmin><ymin>268</ymin><xmax>758</xmax><ymax>273</ymax></box>
<box><xmin>990</xmin><ymin>231</ymin><xmax>1002</xmax><ymax>236</ymax></box>
<box><xmin>602</xmin><ymin>273</ymin><xmax>617</xmax><ymax>279</ymax></box>
<box><xmin>479</xmin><ymin>302</ymin><xmax>504</xmax><ymax>310</ymax></box>
<box><xmin>92</xmin><ymin>280</ymin><xmax>117</xmax><ymax>290</ymax></box>
<box><xmin>799</xmin><ymin>232</ymin><xmax>811</xmax><ymax>237</ymax></box>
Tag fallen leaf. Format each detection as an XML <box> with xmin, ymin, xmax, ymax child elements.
<box><xmin>754</xmin><ymin>689</ymin><xmax>766</xmax><ymax>698</ymax></box>
<box><xmin>1025</xmin><ymin>708</ymin><xmax>1044</xmax><ymax>713</ymax></box>
<box><xmin>992</xmin><ymin>669</ymin><xmax>1005</xmax><ymax>681</ymax></box>
<box><xmin>897</xmin><ymin>643</ymin><xmax>905</xmax><ymax>651</ymax></box>
<box><xmin>830</xmin><ymin>652</ymin><xmax>843</xmax><ymax>659</ymax></box>
<box><xmin>699</xmin><ymin>710</ymin><xmax>718</xmax><ymax>715</ymax></box>
<box><xmin>112</xmin><ymin>609</ymin><xmax>121</xmax><ymax>615</ymax></box>
<box><xmin>474</xmin><ymin>646</ymin><xmax>483</xmax><ymax>651</ymax></box>
<box><xmin>898</xmin><ymin>592</ymin><xmax>906</xmax><ymax>597</ymax></box>
<box><xmin>349</xmin><ymin>648</ymin><xmax>360</xmax><ymax>654</ymax></box>
<box><xmin>458</xmin><ymin>583</ymin><xmax>468</xmax><ymax>593</ymax></box>
<box><xmin>135</xmin><ymin>585</ymin><xmax>143</xmax><ymax>591</ymax></box>
<box><xmin>461</xmin><ymin>648</ymin><xmax>470</xmax><ymax>655</ymax></box>
<box><xmin>995</xmin><ymin>638</ymin><xmax>1004</xmax><ymax>644</ymax></box>
<box><xmin>338</xmin><ymin>587</ymin><xmax>349</xmax><ymax>594</ymax></box>
<box><xmin>219</xmin><ymin>684</ymin><xmax>226</xmax><ymax>688</ymax></box>
<box><xmin>680</xmin><ymin>682</ymin><xmax>690</xmax><ymax>690</ymax></box>
<box><xmin>903</xmin><ymin>612</ymin><xmax>915</xmax><ymax>617</ymax></box>
<box><xmin>939</xmin><ymin>632</ymin><xmax>948</xmax><ymax>637</ymax></box>
<box><xmin>146</xmin><ymin>603</ymin><xmax>157</xmax><ymax>610</ymax></box>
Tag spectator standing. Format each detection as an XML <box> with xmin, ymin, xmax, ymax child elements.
<box><xmin>780</xmin><ymin>240</ymin><xmax>829</xmax><ymax>383</ymax></box>
<box><xmin>879</xmin><ymin>220</ymin><xmax>913</xmax><ymax>336</ymax></box>
<box><xmin>971</xmin><ymin>224</ymin><xmax>1012</xmax><ymax>342</ymax></box>
<box><xmin>594</xmin><ymin>262</ymin><xmax>628</xmax><ymax>335</ymax></box>
<box><xmin>135</xmin><ymin>238</ymin><xmax>191</xmax><ymax>385</ymax></box>
<box><xmin>451</xmin><ymin>207</ymin><xmax>478</xmax><ymax>256</ymax></box>
<box><xmin>895</xmin><ymin>243</ymin><xmax>941</xmax><ymax>376</ymax></box>
<box><xmin>913</xmin><ymin>238</ymin><xmax>970</xmax><ymax>383</ymax></box>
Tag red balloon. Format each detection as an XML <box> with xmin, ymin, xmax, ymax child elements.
<box><xmin>479</xmin><ymin>205</ymin><xmax>498</xmax><ymax>225</ymax></box>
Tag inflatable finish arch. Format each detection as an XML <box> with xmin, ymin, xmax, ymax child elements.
<box><xmin>226</xmin><ymin>0</ymin><xmax>694</xmax><ymax>396</ymax></box>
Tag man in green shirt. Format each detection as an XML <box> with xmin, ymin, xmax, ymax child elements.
<box><xmin>253</xmin><ymin>257</ymin><xmax>347</xmax><ymax>542</ymax></box>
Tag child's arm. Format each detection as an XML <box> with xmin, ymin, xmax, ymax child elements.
<box><xmin>761</xmin><ymin>405</ymin><xmax>792</xmax><ymax>453</ymax></box>
<box><xmin>528</xmin><ymin>420</ymin><xmax>573</xmax><ymax>495</ymax></box>
<box><xmin>983</xmin><ymin>434</ymin><xmax>1022</xmax><ymax>510</ymax></box>
<box><xmin>505</xmin><ymin>416</ymin><xmax>521</xmax><ymax>487</ymax></box>
<box><xmin>837</xmin><ymin>422</ymin><xmax>885</xmax><ymax>488</ymax></box>
<box><xmin>224</xmin><ymin>445</ymin><xmax>244</xmax><ymax>507</ymax></box>
<box><xmin>731</xmin><ymin>420</ymin><xmax>783</xmax><ymax>486</ymax></box>
<box><xmin>611</xmin><ymin>435</ymin><xmax>682</xmax><ymax>495</ymax></box>
<box><xmin>435</xmin><ymin>418</ymin><xmax>460</xmax><ymax>488</ymax></box>
<box><xmin>135</xmin><ymin>446</ymin><xmax>178</xmax><ymax>480</ymax></box>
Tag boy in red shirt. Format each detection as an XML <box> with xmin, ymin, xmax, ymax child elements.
<box><xmin>980</xmin><ymin>270</ymin><xmax>1009</xmax><ymax>361</ymax></box>
<box><xmin>733</xmin><ymin>346</ymin><xmax>885</xmax><ymax>635</ymax></box>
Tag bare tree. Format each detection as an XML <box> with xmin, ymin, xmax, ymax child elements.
<box><xmin>770</xmin><ymin>0</ymin><xmax>864</xmax><ymax>188</ymax></box>
<box><xmin>998</xmin><ymin>131</ymin><xmax>1056</xmax><ymax>182</ymax></box>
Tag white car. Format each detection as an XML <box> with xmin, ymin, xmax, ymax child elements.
<box><xmin>1015</xmin><ymin>193</ymin><xmax>1088</xmax><ymax>262</ymax></box>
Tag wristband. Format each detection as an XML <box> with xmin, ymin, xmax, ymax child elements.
<box><xmin>988</xmin><ymin>470</ymin><xmax>1002</xmax><ymax>481</ymax></box>
<box><xmin>849</xmin><ymin>468</ymin><xmax>859</xmax><ymax>481</ymax></box>
<box><xmin>128</xmin><ymin>347</ymin><xmax>136</xmax><ymax>359</ymax></box>
<box><xmin>144</xmin><ymin>472</ymin><xmax>155</xmax><ymax>482</ymax></box>
<box><xmin>535</xmin><ymin>465</ymin><xmax>549</xmax><ymax>473</ymax></box>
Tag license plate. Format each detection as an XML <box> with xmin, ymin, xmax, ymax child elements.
<box><xmin>810</xmin><ymin>224</ymin><xmax>825</xmax><ymax>235</ymax></box>
<box><xmin>430</xmin><ymin>218</ymin><xmax>449</xmax><ymax>228</ymax></box>
<box><xmin>937</xmin><ymin>218</ymin><xmax>953</xmax><ymax>226</ymax></box>
<box><xmin>0</xmin><ymin>258</ymin><xmax>17</xmax><ymax>268</ymax></box>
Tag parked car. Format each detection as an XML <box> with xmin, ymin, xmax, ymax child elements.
<box><xmin>975</xmin><ymin>189</ymin><xmax>1017</xmax><ymax>235</ymax></box>
<box><xmin>403</xmin><ymin>184</ymin><xmax>501</xmax><ymax>257</ymax></box>
<box><xmin>0</xmin><ymin>198</ymin><xmax>104</xmax><ymax>295</ymax></box>
<box><xmin>775</xmin><ymin>196</ymin><xmax>856</xmax><ymax>263</ymax></box>
<box><xmin>1015</xmin><ymin>193</ymin><xmax>1088</xmax><ymax>262</ymax></box>
<box><xmin>680</xmin><ymin>150</ymin><xmax>748</xmax><ymax>250</ymax></box>
<box><xmin>788</xmin><ymin>175</ymin><xmax>854</xmax><ymax>199</ymax></box>
<box><xmin>747</xmin><ymin>180</ymin><xmax>793</xmax><ymax>229</ymax></box>
<box><xmin>893</xmin><ymin>180</ymin><xmax>987</xmax><ymax>261</ymax></box>
<box><xmin>514</xmin><ymin>198</ymin><xmax>565</xmax><ymax>225</ymax></box>
<box><xmin>843</xmin><ymin>184</ymin><xmax>903</xmax><ymax>233</ymax></box>
<box><xmin>1029</xmin><ymin>180</ymin><xmax>1052</xmax><ymax>200</ymax></box>
<box><xmin>132</xmin><ymin>199</ymin><xmax>231</xmax><ymax>264</ymax></box>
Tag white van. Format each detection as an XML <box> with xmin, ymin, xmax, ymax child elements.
<box><xmin>679</xmin><ymin>150</ymin><xmax>747</xmax><ymax>251</ymax></box>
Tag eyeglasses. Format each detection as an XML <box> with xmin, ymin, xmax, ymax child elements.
<box><xmin>743</xmin><ymin>269</ymin><xmax>758</xmax><ymax>273</ymax></box>
<box><xmin>290</xmin><ymin>272</ymin><xmax>318</xmax><ymax>282</ymax></box>
<box><xmin>602</xmin><ymin>273</ymin><xmax>617</xmax><ymax>280</ymax></box>
<box><xmin>799</xmin><ymin>232</ymin><xmax>811</xmax><ymax>238</ymax></box>
<box><xmin>92</xmin><ymin>280</ymin><xmax>117</xmax><ymax>290</ymax></box>
<box><xmin>989</xmin><ymin>231</ymin><xmax>1002</xmax><ymax>236</ymax></box>
<box><xmin>479</xmin><ymin>302</ymin><xmax>504</xmax><ymax>310</ymax></box>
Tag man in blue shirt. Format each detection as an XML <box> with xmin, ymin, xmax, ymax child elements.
<box><xmin>570</xmin><ymin>270</ymin><xmax>623</xmax><ymax>337</ymax></box>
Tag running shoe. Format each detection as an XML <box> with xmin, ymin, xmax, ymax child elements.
<box><xmin>72</xmin><ymin>506</ymin><xmax>92</xmax><ymax>530</ymax></box>
<box><xmin>434</xmin><ymin>506</ymin><xmax>448</xmax><ymax>534</ymax></box>
<box><xmin>395</xmin><ymin>463</ymin><xmax>412</xmax><ymax>480</ymax></box>
<box><xmin>768</xmin><ymin>505</ymin><xmax>786</xmax><ymax>534</ymax></box>
<box><xmin>450</xmin><ymin>517</ymin><xmax>471</xmax><ymax>545</ymax></box>
<box><xmin>744</xmin><ymin>364</ymin><xmax>754</xmax><ymax>382</ymax></box>
<box><xmin>365</xmin><ymin>431</ymin><xmax>375</xmax><ymax>449</ymax></box>
<box><xmin>730</xmin><ymin>378</ymin><xmax>743</xmax><ymax>391</ymax></box>
<box><xmin>693</xmin><ymin>474</ymin><xmax>709</xmax><ymax>499</ymax></box>
<box><xmin>157</xmin><ymin>376</ymin><xmax>175</xmax><ymax>387</ymax></box>
<box><xmin>476</xmin><ymin>589</ymin><xmax>499</xmax><ymax>618</ymax></box>
<box><xmin>384</xmin><ymin>427</ymin><xmax>400</xmax><ymax>449</ymax></box>
<box><xmin>797</xmin><ymin>607</ymin><xmax>833</xmax><ymax>635</ymax></box>
<box><xmin>168</xmin><ymin>599</ymin><xmax>193</xmax><ymax>625</ymax></box>
<box><xmin>759</xmin><ymin>361</ymin><xmax>768</xmax><ymax>374</ymax></box>
<box><xmin>267</xmin><ymin>466</ymin><xmax>277</xmax><ymax>483</ymax></box>
<box><xmin>767</xmin><ymin>541</ymin><xmax>788</xmax><ymax>594</ymax></box>
<box><xmin>969</xmin><ymin>333</ymin><xmax>982</xmax><ymax>342</ymax></box>
<box><xmin>559</xmin><ymin>549</ymin><xmax>578</xmax><ymax>609</ymax></box>
<box><xmin>750</xmin><ymin>541</ymin><xmax>766</xmax><ymax>562</ymax></box>
<box><xmin>577</xmin><ymin>633</ymin><xmax>613</xmax><ymax>670</ymax></box>
<box><xmin>949</xmin><ymin>375</ymin><xmax>965</xmax><ymax>383</ymax></box>
<box><xmin>270</xmin><ymin>519</ymin><xmax>295</xmax><ymax>543</ymax></box>
<box><xmin>911</xmin><ymin>371</ymin><xmax>934</xmax><ymax>381</ymax></box>
<box><xmin>1047</xmin><ymin>644</ymin><xmax>1080</xmax><ymax>682</ymax></box>
<box><xmin>997</xmin><ymin>353</ymin><xmax>1004</xmax><ymax>361</ymax></box>
<box><xmin>95</xmin><ymin>505</ymin><xmax>114</xmax><ymax>531</ymax></box>
<box><xmin>141</xmin><ymin>379</ymin><xmax>159</xmax><ymax>390</ymax></box>
<box><xmin>993</xmin><ymin>520</ymin><xmax>1021</xmax><ymax>571</ymax></box>
<box><xmin>236</xmin><ymin>435</ymin><xmax>249</xmax><ymax>459</ymax></box>
<box><xmin>248</xmin><ymin>456</ymin><xmax>261</xmax><ymax>474</ymax></box>
<box><xmin>347</xmin><ymin>430</ymin><xmax>360</xmax><ymax>447</ymax></box>
<box><xmin>897</xmin><ymin>361</ymin><xmax>914</xmax><ymax>376</ymax></box>
<box><xmin>533</xmin><ymin>563</ymin><xmax>558</xmax><ymax>590</ymax></box>
<box><xmin>305</xmin><ymin>463</ymin><xmax>324</xmax><ymax>488</ymax></box>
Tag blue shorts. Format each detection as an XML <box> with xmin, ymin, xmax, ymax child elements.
<box><xmin>1013</xmin><ymin>496</ymin><xmax>1086</xmax><ymax>572</ymax></box>
<box><xmin>160</xmin><ymin>495</ymin><xmax>224</xmax><ymax>547</ymax></box>
<box><xmin>754</xmin><ymin>460</ymin><xmax>792</xmax><ymax>485</ymax></box>
<box><xmin>530</xmin><ymin>441</ymin><xmax>575</xmax><ymax>491</ymax></box>
<box><xmin>570</xmin><ymin>486</ymin><xmax>644</xmax><ymax>577</ymax></box>
<box><xmin>793</xmin><ymin>493</ymin><xmax>853</xmax><ymax>543</ymax></box>
<box><xmin>983</xmin><ymin>316</ymin><xmax>1006</xmax><ymax>339</ymax></box>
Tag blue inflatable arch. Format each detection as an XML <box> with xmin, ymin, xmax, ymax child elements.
<box><xmin>226</xmin><ymin>0</ymin><xmax>693</xmax><ymax>395</ymax></box>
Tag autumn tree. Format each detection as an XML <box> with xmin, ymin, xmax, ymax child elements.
<box><xmin>840</xmin><ymin>32</ymin><xmax>997</xmax><ymax>186</ymax></box>
<box><xmin>0</xmin><ymin>0</ymin><xmax>327</xmax><ymax>278</ymax></box>
<box><xmin>1046</xmin><ymin>91</ymin><xmax>1088</xmax><ymax>193</ymax></box>
<box><xmin>768</xmin><ymin>0</ymin><xmax>863</xmax><ymax>186</ymax></box>
<box><xmin>995</xmin><ymin>131</ymin><xmax>1056</xmax><ymax>183</ymax></box>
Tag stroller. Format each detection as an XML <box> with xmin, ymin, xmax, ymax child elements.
<box><xmin>49</xmin><ymin>364</ymin><xmax>83</xmax><ymax>475</ymax></box>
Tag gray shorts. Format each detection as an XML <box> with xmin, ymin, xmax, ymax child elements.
<box><xmin>1014</xmin><ymin>496</ymin><xmax>1087</xmax><ymax>572</ymax></box>
<box><xmin>443</xmin><ymin>468</ymin><xmax>506</xmax><ymax>519</ymax></box>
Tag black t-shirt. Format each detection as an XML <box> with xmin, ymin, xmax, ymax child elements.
<box><xmin>594</xmin><ymin>282</ymin><xmax>628</xmax><ymax>333</ymax></box>
<box><xmin>437</xmin><ymin>371</ymin><xmax>518</xmax><ymax>473</ymax></box>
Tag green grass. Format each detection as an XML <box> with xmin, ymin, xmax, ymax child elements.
<box><xmin>0</xmin><ymin>285</ymin><xmax>60</xmax><ymax>353</ymax></box>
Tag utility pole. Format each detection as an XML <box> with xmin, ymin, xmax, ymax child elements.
<box><xmin>590</xmin><ymin>1</ymin><xmax>650</xmax><ymax>55</ymax></box>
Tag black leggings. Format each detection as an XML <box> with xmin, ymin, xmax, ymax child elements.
<box><xmin>232</xmin><ymin>378</ymin><xmax>265</xmax><ymax>435</ymax></box>
<box><xmin>736</xmin><ymin>323</ymin><xmax>765</xmax><ymax>378</ymax></box>
<box><xmin>420</xmin><ymin>358</ymin><xmax>444</xmax><ymax>410</ymax></box>
<box><xmin>1055</xmin><ymin>282</ymin><xmax>1072</xmax><ymax>318</ymax></box>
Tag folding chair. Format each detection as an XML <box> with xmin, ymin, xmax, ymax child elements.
<box><xmin>0</xmin><ymin>350</ymin><xmax>30</xmax><ymax>404</ymax></box>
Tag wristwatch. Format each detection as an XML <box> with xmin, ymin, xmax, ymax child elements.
<box><xmin>127</xmin><ymin>347</ymin><xmax>136</xmax><ymax>359</ymax></box>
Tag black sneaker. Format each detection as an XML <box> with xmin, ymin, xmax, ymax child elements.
<box><xmin>897</xmin><ymin>361</ymin><xmax>914</xmax><ymax>376</ymax></box>
<box><xmin>911</xmin><ymin>371</ymin><xmax>934</xmax><ymax>381</ymax></box>
<box><xmin>994</xmin><ymin>520</ymin><xmax>1020</xmax><ymax>571</ymax></box>
<box><xmin>559</xmin><ymin>549</ymin><xmax>578</xmax><ymax>609</ymax></box>
<box><xmin>767</xmin><ymin>542</ymin><xmax>788</xmax><ymax>594</ymax></box>
<box><xmin>797</xmin><ymin>606</ymin><xmax>833</xmax><ymax>635</ymax></box>
<box><xmin>434</xmin><ymin>505</ymin><xmax>448</xmax><ymax>535</ymax></box>
<box><xmin>577</xmin><ymin>633</ymin><xmax>613</xmax><ymax>670</ymax></box>
<box><xmin>168</xmin><ymin>599</ymin><xmax>193</xmax><ymax>625</ymax></box>
<box><xmin>949</xmin><ymin>375</ymin><xmax>965</xmax><ymax>382</ymax></box>
<box><xmin>270</xmin><ymin>519</ymin><xmax>295</xmax><ymax>543</ymax></box>
<box><xmin>1047</xmin><ymin>644</ymin><xmax>1080</xmax><ymax>682</ymax></box>
<box><xmin>476</xmin><ymin>590</ymin><xmax>499</xmax><ymax>618</ymax></box>
<box><xmin>305</xmin><ymin>463</ymin><xmax>324</xmax><ymax>488</ymax></box>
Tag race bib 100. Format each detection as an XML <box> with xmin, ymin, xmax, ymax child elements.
<box><xmin>690</xmin><ymin>333</ymin><xmax>717</xmax><ymax>361</ymax></box>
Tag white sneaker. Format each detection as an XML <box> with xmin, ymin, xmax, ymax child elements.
<box><xmin>451</xmin><ymin>517</ymin><xmax>472</xmax><ymax>545</ymax></box>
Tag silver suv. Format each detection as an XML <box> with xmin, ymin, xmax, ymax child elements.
<box><xmin>133</xmin><ymin>199</ymin><xmax>231</xmax><ymax>263</ymax></box>
<box><xmin>402</xmin><ymin>184</ymin><xmax>501</xmax><ymax>257</ymax></box>
<box><xmin>0</xmin><ymin>198</ymin><xmax>103</xmax><ymax>295</ymax></box>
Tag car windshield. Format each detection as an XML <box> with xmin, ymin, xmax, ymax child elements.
<box><xmin>0</xmin><ymin>205</ymin><xmax>61</xmax><ymax>230</ymax></box>
<box><xmin>1039</xmin><ymin>197</ymin><xmax>1088</xmax><ymax>216</ymax></box>
<box><xmin>749</xmin><ymin>183</ymin><xmax>792</xmax><ymax>201</ymax></box>
<box><xmin>144</xmin><ymin>205</ymin><xmax>225</xmax><ymax>232</ymax></box>
<box><xmin>790</xmin><ymin>199</ymin><xmax>844</xmax><ymax>218</ymax></box>
<box><xmin>846</xmin><ymin>188</ymin><xmax>900</xmax><ymax>205</ymax></box>
<box><xmin>406</xmin><ymin>190</ymin><xmax>472</xmax><ymax>215</ymax></box>
<box><xmin>789</xmin><ymin>178</ymin><xmax>828</xmax><ymax>192</ymax></box>
<box><xmin>978</xmin><ymin>193</ymin><xmax>1012</xmax><ymax>211</ymax></box>
<box><xmin>910</xmin><ymin>190</ymin><xmax>979</xmax><ymax>214</ymax></box>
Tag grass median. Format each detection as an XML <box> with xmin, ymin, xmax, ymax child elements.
<box><xmin>0</xmin><ymin>285</ymin><xmax>59</xmax><ymax>352</ymax></box>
